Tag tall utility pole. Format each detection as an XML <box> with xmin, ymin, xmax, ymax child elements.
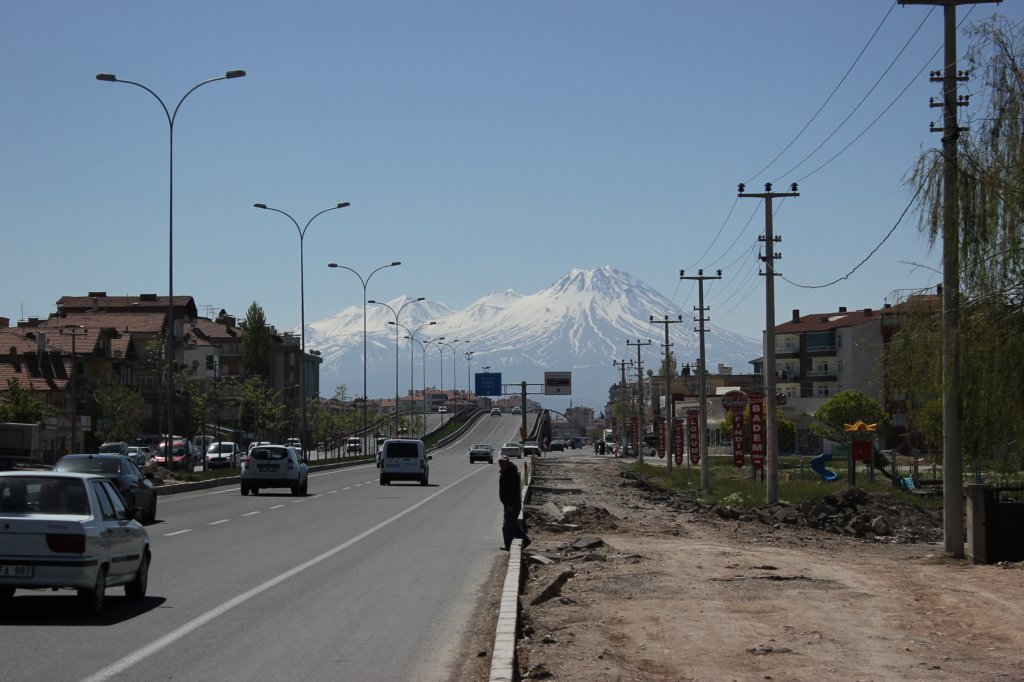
<box><xmin>650</xmin><ymin>315</ymin><xmax>682</xmax><ymax>472</ymax></box>
<box><xmin>739</xmin><ymin>182</ymin><xmax>799</xmax><ymax>504</ymax></box>
<box><xmin>626</xmin><ymin>338</ymin><xmax>652</xmax><ymax>464</ymax></box>
<box><xmin>612</xmin><ymin>359</ymin><xmax>633</xmax><ymax>453</ymax></box>
<box><xmin>899</xmin><ymin>0</ymin><xmax>998</xmax><ymax>558</ymax></box>
<box><xmin>681</xmin><ymin>269</ymin><xmax>721</xmax><ymax>491</ymax></box>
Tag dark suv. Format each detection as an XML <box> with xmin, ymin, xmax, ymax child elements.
<box><xmin>54</xmin><ymin>453</ymin><xmax>158</xmax><ymax>523</ymax></box>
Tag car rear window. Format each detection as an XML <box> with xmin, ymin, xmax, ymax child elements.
<box><xmin>1</xmin><ymin>476</ymin><xmax>89</xmax><ymax>515</ymax></box>
<box><xmin>251</xmin><ymin>448</ymin><xmax>287</xmax><ymax>460</ymax></box>
<box><xmin>385</xmin><ymin>442</ymin><xmax>420</xmax><ymax>458</ymax></box>
<box><xmin>56</xmin><ymin>458</ymin><xmax>121</xmax><ymax>474</ymax></box>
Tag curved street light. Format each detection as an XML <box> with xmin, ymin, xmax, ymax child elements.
<box><xmin>97</xmin><ymin>69</ymin><xmax>246</xmax><ymax>446</ymax></box>
<box><xmin>328</xmin><ymin>261</ymin><xmax>401</xmax><ymax>453</ymax></box>
<box><xmin>254</xmin><ymin>202</ymin><xmax>349</xmax><ymax>450</ymax></box>
<box><xmin>369</xmin><ymin>297</ymin><xmax>425</xmax><ymax>432</ymax></box>
<box><xmin>442</xmin><ymin>339</ymin><xmax>471</xmax><ymax>394</ymax></box>
<box><xmin>394</xmin><ymin>320</ymin><xmax>436</xmax><ymax>431</ymax></box>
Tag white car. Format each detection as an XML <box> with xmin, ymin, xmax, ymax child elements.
<box><xmin>241</xmin><ymin>445</ymin><xmax>308</xmax><ymax>496</ymax></box>
<box><xmin>468</xmin><ymin>443</ymin><xmax>494</xmax><ymax>464</ymax></box>
<box><xmin>379</xmin><ymin>439</ymin><xmax>430</xmax><ymax>486</ymax></box>
<box><xmin>126</xmin><ymin>445</ymin><xmax>152</xmax><ymax>466</ymax></box>
<box><xmin>0</xmin><ymin>471</ymin><xmax>151</xmax><ymax>614</ymax></box>
<box><xmin>206</xmin><ymin>442</ymin><xmax>241</xmax><ymax>468</ymax></box>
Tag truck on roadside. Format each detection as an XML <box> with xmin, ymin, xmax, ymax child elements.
<box><xmin>0</xmin><ymin>422</ymin><xmax>42</xmax><ymax>469</ymax></box>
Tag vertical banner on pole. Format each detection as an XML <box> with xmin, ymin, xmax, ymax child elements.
<box><xmin>687</xmin><ymin>408</ymin><xmax>700</xmax><ymax>464</ymax></box>
<box><xmin>630</xmin><ymin>417</ymin><xmax>638</xmax><ymax>456</ymax></box>
<box><xmin>656</xmin><ymin>416</ymin><xmax>666</xmax><ymax>458</ymax></box>
<box><xmin>721</xmin><ymin>391</ymin><xmax>748</xmax><ymax>469</ymax></box>
<box><xmin>673</xmin><ymin>417</ymin><xmax>684</xmax><ymax>465</ymax></box>
<box><xmin>748</xmin><ymin>391</ymin><xmax>765</xmax><ymax>470</ymax></box>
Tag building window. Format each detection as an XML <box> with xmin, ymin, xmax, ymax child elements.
<box><xmin>837</xmin><ymin>334</ymin><xmax>843</xmax><ymax>348</ymax></box>
<box><xmin>837</xmin><ymin>360</ymin><xmax>844</xmax><ymax>374</ymax></box>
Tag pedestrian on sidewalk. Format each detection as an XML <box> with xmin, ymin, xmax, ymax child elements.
<box><xmin>498</xmin><ymin>454</ymin><xmax>531</xmax><ymax>551</ymax></box>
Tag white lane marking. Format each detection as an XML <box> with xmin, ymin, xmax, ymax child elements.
<box><xmin>292</xmin><ymin>499</ymin><xmax>306</xmax><ymax>504</ymax></box>
<box><xmin>242</xmin><ymin>511</ymin><xmax>260</xmax><ymax>517</ymax></box>
<box><xmin>163</xmin><ymin>530</ymin><xmax>191</xmax><ymax>537</ymax></box>
<box><xmin>81</xmin><ymin>465</ymin><xmax>490</xmax><ymax>682</ymax></box>
<box><xmin>269</xmin><ymin>504</ymin><xmax>285</xmax><ymax>510</ymax></box>
<box><xmin>327</xmin><ymin>490</ymin><xmax>338</xmax><ymax>494</ymax></box>
<box><xmin>208</xmin><ymin>519</ymin><xmax>229</xmax><ymax>526</ymax></box>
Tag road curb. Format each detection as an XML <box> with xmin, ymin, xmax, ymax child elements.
<box><xmin>489</xmin><ymin>456</ymin><xmax>534</xmax><ymax>682</ymax></box>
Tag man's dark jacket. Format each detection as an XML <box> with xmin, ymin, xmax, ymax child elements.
<box><xmin>499</xmin><ymin>462</ymin><xmax>522</xmax><ymax>510</ymax></box>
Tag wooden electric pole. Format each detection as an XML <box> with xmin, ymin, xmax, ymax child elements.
<box><xmin>680</xmin><ymin>269</ymin><xmax>721</xmax><ymax>491</ymax></box>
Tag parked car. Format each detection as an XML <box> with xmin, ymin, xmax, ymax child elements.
<box><xmin>523</xmin><ymin>442</ymin><xmax>542</xmax><ymax>458</ymax></box>
<box><xmin>98</xmin><ymin>441</ymin><xmax>129</xmax><ymax>456</ymax></box>
<box><xmin>490</xmin><ymin>407</ymin><xmax>502</xmax><ymax>416</ymax></box>
<box><xmin>0</xmin><ymin>471</ymin><xmax>151</xmax><ymax>614</ymax></box>
<box><xmin>469</xmin><ymin>443</ymin><xmax>494</xmax><ymax>464</ymax></box>
<box><xmin>154</xmin><ymin>437</ymin><xmax>193</xmax><ymax>470</ymax></box>
<box><xmin>346</xmin><ymin>437</ymin><xmax>363</xmax><ymax>454</ymax></box>
<box><xmin>206</xmin><ymin>442</ymin><xmax>241</xmax><ymax>468</ymax></box>
<box><xmin>500</xmin><ymin>442</ymin><xmax>524</xmax><ymax>459</ymax></box>
<box><xmin>54</xmin><ymin>454</ymin><xmax>158</xmax><ymax>524</ymax></box>
<box><xmin>240</xmin><ymin>445</ymin><xmax>308</xmax><ymax>496</ymax></box>
<box><xmin>378</xmin><ymin>439</ymin><xmax>430</xmax><ymax>486</ymax></box>
<box><xmin>126</xmin><ymin>445</ymin><xmax>152</xmax><ymax>466</ymax></box>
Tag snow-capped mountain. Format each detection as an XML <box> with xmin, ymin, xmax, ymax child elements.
<box><xmin>306</xmin><ymin>266</ymin><xmax>760</xmax><ymax>410</ymax></box>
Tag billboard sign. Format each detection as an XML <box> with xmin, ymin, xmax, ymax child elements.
<box><xmin>544</xmin><ymin>371</ymin><xmax>572</xmax><ymax>395</ymax></box>
<box><xmin>475</xmin><ymin>372</ymin><xmax>502</xmax><ymax>397</ymax></box>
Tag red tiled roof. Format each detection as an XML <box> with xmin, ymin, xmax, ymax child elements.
<box><xmin>56</xmin><ymin>293</ymin><xmax>195</xmax><ymax>313</ymax></box>
<box><xmin>775</xmin><ymin>308</ymin><xmax>880</xmax><ymax>334</ymax></box>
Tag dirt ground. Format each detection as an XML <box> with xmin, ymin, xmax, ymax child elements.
<box><xmin>447</xmin><ymin>455</ymin><xmax>1024</xmax><ymax>682</ymax></box>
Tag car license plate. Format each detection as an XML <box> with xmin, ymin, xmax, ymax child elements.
<box><xmin>0</xmin><ymin>565</ymin><xmax>33</xmax><ymax>578</ymax></box>
<box><xmin>258</xmin><ymin>465</ymin><xmax>276</xmax><ymax>472</ymax></box>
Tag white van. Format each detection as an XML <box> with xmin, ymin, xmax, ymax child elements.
<box><xmin>378</xmin><ymin>439</ymin><xmax>430</xmax><ymax>486</ymax></box>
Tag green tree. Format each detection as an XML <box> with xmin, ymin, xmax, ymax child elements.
<box><xmin>811</xmin><ymin>391</ymin><xmax>889</xmax><ymax>446</ymax></box>
<box><xmin>238</xmin><ymin>377</ymin><xmax>284</xmax><ymax>441</ymax></box>
<box><xmin>333</xmin><ymin>384</ymin><xmax>349</xmax><ymax>403</ymax></box>
<box><xmin>92</xmin><ymin>377</ymin><xmax>144</xmax><ymax>442</ymax></box>
<box><xmin>899</xmin><ymin>16</ymin><xmax>1024</xmax><ymax>466</ymax></box>
<box><xmin>0</xmin><ymin>378</ymin><xmax>52</xmax><ymax>423</ymax></box>
<box><xmin>241</xmin><ymin>302</ymin><xmax>272</xmax><ymax>382</ymax></box>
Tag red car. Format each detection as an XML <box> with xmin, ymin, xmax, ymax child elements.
<box><xmin>154</xmin><ymin>438</ymin><xmax>193</xmax><ymax>469</ymax></box>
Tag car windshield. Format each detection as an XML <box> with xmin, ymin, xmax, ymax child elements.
<box><xmin>251</xmin><ymin>448</ymin><xmax>287</xmax><ymax>460</ymax></box>
<box><xmin>208</xmin><ymin>443</ymin><xmax>233</xmax><ymax>453</ymax></box>
<box><xmin>0</xmin><ymin>476</ymin><xmax>89</xmax><ymax>515</ymax></box>
<box><xmin>56</xmin><ymin>457</ymin><xmax>121</xmax><ymax>474</ymax></box>
<box><xmin>98</xmin><ymin>444</ymin><xmax>123</xmax><ymax>453</ymax></box>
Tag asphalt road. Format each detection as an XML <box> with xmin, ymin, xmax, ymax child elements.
<box><xmin>0</xmin><ymin>415</ymin><xmax>524</xmax><ymax>682</ymax></box>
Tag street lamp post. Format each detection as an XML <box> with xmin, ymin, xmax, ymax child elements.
<box><xmin>370</xmin><ymin>297</ymin><xmax>425</xmax><ymax>433</ymax></box>
<box><xmin>396</xmin><ymin>321</ymin><xmax>436</xmax><ymax>433</ymax></box>
<box><xmin>421</xmin><ymin>337</ymin><xmax>444</xmax><ymax>434</ymax></box>
<box><xmin>60</xmin><ymin>325</ymin><xmax>87</xmax><ymax>455</ymax></box>
<box><xmin>328</xmin><ymin>261</ymin><xmax>401</xmax><ymax>454</ymax></box>
<box><xmin>464</xmin><ymin>350</ymin><xmax>474</xmax><ymax>409</ymax></box>
<box><xmin>97</xmin><ymin>69</ymin><xmax>246</xmax><ymax>448</ymax></box>
<box><xmin>254</xmin><ymin>202</ymin><xmax>349</xmax><ymax>452</ymax></box>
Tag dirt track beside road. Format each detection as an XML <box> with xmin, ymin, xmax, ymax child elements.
<box><xmin>449</xmin><ymin>455</ymin><xmax>1024</xmax><ymax>682</ymax></box>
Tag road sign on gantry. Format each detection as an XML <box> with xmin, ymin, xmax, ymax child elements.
<box><xmin>544</xmin><ymin>371</ymin><xmax>572</xmax><ymax>395</ymax></box>
<box><xmin>475</xmin><ymin>372</ymin><xmax>502</xmax><ymax>397</ymax></box>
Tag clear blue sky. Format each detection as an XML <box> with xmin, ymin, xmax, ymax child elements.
<box><xmin>4</xmin><ymin>1</ymin><xmax>1018</xmax><ymax>341</ymax></box>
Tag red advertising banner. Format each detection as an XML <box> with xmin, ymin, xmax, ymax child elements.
<box><xmin>672</xmin><ymin>417</ymin><xmax>683</xmax><ymax>465</ymax></box>
<box><xmin>655</xmin><ymin>416</ymin><xmax>666</xmax><ymax>458</ymax></box>
<box><xmin>630</xmin><ymin>417</ymin><xmax>639</xmax><ymax>456</ymax></box>
<box><xmin>732</xmin><ymin>408</ymin><xmax>745</xmax><ymax>468</ymax></box>
<box><xmin>852</xmin><ymin>440</ymin><xmax>872</xmax><ymax>462</ymax></box>
<box><xmin>687</xmin><ymin>409</ymin><xmax>700</xmax><ymax>464</ymax></box>
<box><xmin>748</xmin><ymin>391</ymin><xmax>765</xmax><ymax>470</ymax></box>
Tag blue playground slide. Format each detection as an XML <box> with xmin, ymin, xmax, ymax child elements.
<box><xmin>810</xmin><ymin>453</ymin><xmax>839</xmax><ymax>482</ymax></box>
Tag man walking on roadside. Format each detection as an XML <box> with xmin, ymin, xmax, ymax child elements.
<box><xmin>498</xmin><ymin>454</ymin><xmax>531</xmax><ymax>551</ymax></box>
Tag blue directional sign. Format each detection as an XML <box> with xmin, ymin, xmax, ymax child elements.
<box><xmin>475</xmin><ymin>372</ymin><xmax>502</xmax><ymax>397</ymax></box>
